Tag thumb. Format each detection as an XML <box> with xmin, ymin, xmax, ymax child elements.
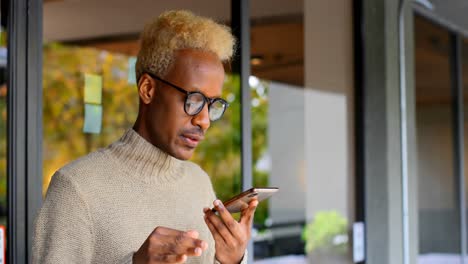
<box><xmin>240</xmin><ymin>199</ymin><xmax>258</xmax><ymax>228</ymax></box>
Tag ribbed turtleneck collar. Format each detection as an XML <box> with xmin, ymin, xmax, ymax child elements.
<box><xmin>106</xmin><ymin>128</ymin><xmax>185</xmax><ymax>184</ymax></box>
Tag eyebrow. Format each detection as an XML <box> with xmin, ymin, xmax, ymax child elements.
<box><xmin>178</xmin><ymin>83</ymin><xmax>219</xmax><ymax>99</ymax></box>
<box><xmin>196</xmin><ymin>88</ymin><xmax>222</xmax><ymax>99</ymax></box>
<box><xmin>146</xmin><ymin>71</ymin><xmax>223</xmax><ymax>99</ymax></box>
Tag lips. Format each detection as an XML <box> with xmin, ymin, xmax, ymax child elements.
<box><xmin>181</xmin><ymin>133</ymin><xmax>204</xmax><ymax>148</ymax></box>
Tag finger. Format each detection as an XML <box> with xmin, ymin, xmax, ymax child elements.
<box><xmin>158</xmin><ymin>246</ymin><xmax>203</xmax><ymax>258</ymax></box>
<box><xmin>152</xmin><ymin>254</ymin><xmax>187</xmax><ymax>263</ymax></box>
<box><xmin>191</xmin><ymin>246</ymin><xmax>204</xmax><ymax>256</ymax></box>
<box><xmin>203</xmin><ymin>207</ymin><xmax>237</xmax><ymax>245</ymax></box>
<box><xmin>154</xmin><ymin>227</ymin><xmax>198</xmax><ymax>238</ymax></box>
<box><xmin>204</xmin><ymin>212</ymin><xmax>226</xmax><ymax>245</ymax></box>
<box><xmin>152</xmin><ymin>233</ymin><xmax>207</xmax><ymax>255</ymax></box>
<box><xmin>240</xmin><ymin>199</ymin><xmax>258</xmax><ymax>228</ymax></box>
<box><xmin>185</xmin><ymin>230</ymin><xmax>200</xmax><ymax>239</ymax></box>
<box><xmin>212</xmin><ymin>200</ymin><xmax>243</xmax><ymax>239</ymax></box>
<box><xmin>153</xmin><ymin>227</ymin><xmax>206</xmax><ymax>250</ymax></box>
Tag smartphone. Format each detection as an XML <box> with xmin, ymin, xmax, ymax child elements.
<box><xmin>214</xmin><ymin>187</ymin><xmax>279</xmax><ymax>213</ymax></box>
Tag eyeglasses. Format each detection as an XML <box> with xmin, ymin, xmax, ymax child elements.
<box><xmin>145</xmin><ymin>72</ymin><xmax>229</xmax><ymax>122</ymax></box>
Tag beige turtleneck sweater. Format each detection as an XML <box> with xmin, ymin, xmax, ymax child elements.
<box><xmin>32</xmin><ymin>129</ymin><xmax>247</xmax><ymax>264</ymax></box>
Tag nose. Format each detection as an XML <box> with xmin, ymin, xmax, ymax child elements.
<box><xmin>191</xmin><ymin>104</ymin><xmax>211</xmax><ymax>131</ymax></box>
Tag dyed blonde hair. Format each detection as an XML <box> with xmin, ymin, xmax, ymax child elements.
<box><xmin>136</xmin><ymin>10</ymin><xmax>236</xmax><ymax>81</ymax></box>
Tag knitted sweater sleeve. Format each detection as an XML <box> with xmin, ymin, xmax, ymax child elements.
<box><xmin>32</xmin><ymin>171</ymin><xmax>95</xmax><ymax>264</ymax></box>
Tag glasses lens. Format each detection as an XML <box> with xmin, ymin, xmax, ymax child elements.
<box><xmin>185</xmin><ymin>93</ymin><xmax>205</xmax><ymax>115</ymax></box>
<box><xmin>209</xmin><ymin>100</ymin><xmax>227</xmax><ymax>121</ymax></box>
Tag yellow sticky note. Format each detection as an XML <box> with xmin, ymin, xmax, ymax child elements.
<box><xmin>84</xmin><ymin>74</ymin><xmax>102</xmax><ymax>104</ymax></box>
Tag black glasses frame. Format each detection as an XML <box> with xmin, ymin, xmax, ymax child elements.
<box><xmin>144</xmin><ymin>72</ymin><xmax>229</xmax><ymax>121</ymax></box>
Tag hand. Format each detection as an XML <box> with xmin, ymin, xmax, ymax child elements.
<box><xmin>203</xmin><ymin>199</ymin><xmax>258</xmax><ymax>264</ymax></box>
<box><xmin>133</xmin><ymin>227</ymin><xmax>208</xmax><ymax>264</ymax></box>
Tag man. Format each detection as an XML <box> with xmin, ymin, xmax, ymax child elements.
<box><xmin>33</xmin><ymin>10</ymin><xmax>257</xmax><ymax>264</ymax></box>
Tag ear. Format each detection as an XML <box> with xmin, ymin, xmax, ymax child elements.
<box><xmin>137</xmin><ymin>73</ymin><xmax>156</xmax><ymax>105</ymax></box>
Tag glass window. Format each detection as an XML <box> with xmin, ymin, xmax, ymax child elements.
<box><xmin>251</xmin><ymin>1</ymin><xmax>355</xmax><ymax>263</ymax></box>
<box><xmin>43</xmin><ymin>1</ymin><xmax>356</xmax><ymax>262</ymax></box>
<box><xmin>42</xmin><ymin>42</ymin><xmax>140</xmax><ymax>193</ymax></box>
<box><xmin>415</xmin><ymin>15</ymin><xmax>461</xmax><ymax>262</ymax></box>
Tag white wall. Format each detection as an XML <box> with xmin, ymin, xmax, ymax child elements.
<box><xmin>304</xmin><ymin>90</ymin><xmax>351</xmax><ymax>221</ymax></box>
<box><xmin>304</xmin><ymin>0</ymin><xmax>355</xmax><ymax>223</ymax></box>
<box><xmin>268</xmin><ymin>84</ymin><xmax>352</xmax><ymax>226</ymax></box>
<box><xmin>268</xmin><ymin>82</ymin><xmax>305</xmax><ymax>223</ymax></box>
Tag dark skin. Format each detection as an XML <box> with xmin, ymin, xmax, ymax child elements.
<box><xmin>132</xmin><ymin>49</ymin><xmax>257</xmax><ymax>264</ymax></box>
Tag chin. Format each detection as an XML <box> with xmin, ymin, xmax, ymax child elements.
<box><xmin>172</xmin><ymin>148</ymin><xmax>195</xmax><ymax>161</ymax></box>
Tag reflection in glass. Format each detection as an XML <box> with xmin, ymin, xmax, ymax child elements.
<box><xmin>250</xmin><ymin>15</ymin><xmax>308</xmax><ymax>263</ymax></box>
<box><xmin>250</xmin><ymin>5</ymin><xmax>354</xmax><ymax>262</ymax></box>
<box><xmin>415</xmin><ymin>16</ymin><xmax>461</xmax><ymax>262</ymax></box>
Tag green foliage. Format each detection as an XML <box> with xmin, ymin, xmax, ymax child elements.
<box><xmin>253</xmin><ymin>170</ymin><xmax>269</xmax><ymax>226</ymax></box>
<box><xmin>302</xmin><ymin>211</ymin><xmax>348</xmax><ymax>255</ymax></box>
<box><xmin>251</xmin><ymin>78</ymin><xmax>270</xmax><ymax>226</ymax></box>
<box><xmin>42</xmin><ymin>43</ymin><xmax>139</xmax><ymax>194</ymax></box>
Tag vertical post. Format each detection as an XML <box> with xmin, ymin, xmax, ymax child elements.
<box><xmin>450</xmin><ymin>33</ymin><xmax>466</xmax><ymax>264</ymax></box>
<box><xmin>231</xmin><ymin>0</ymin><xmax>253</xmax><ymax>262</ymax></box>
<box><xmin>7</xmin><ymin>0</ymin><xmax>43</xmax><ymax>262</ymax></box>
<box><xmin>361</xmin><ymin>1</ymin><xmax>392</xmax><ymax>262</ymax></box>
<box><xmin>353</xmin><ymin>0</ymin><xmax>366</xmax><ymax>229</ymax></box>
<box><xmin>353</xmin><ymin>0</ymin><xmax>367</xmax><ymax>261</ymax></box>
<box><xmin>7</xmin><ymin>0</ymin><xmax>27</xmax><ymax>261</ymax></box>
<box><xmin>361</xmin><ymin>0</ymin><xmax>417</xmax><ymax>263</ymax></box>
<box><xmin>398</xmin><ymin>1</ymin><xmax>410</xmax><ymax>264</ymax></box>
<box><xmin>26</xmin><ymin>0</ymin><xmax>43</xmax><ymax>262</ymax></box>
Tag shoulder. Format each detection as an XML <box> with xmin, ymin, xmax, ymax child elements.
<box><xmin>60</xmin><ymin>149</ymin><xmax>108</xmax><ymax>174</ymax></box>
<box><xmin>50</xmin><ymin>149</ymin><xmax>111</xmax><ymax>192</ymax></box>
<box><xmin>60</xmin><ymin>149</ymin><xmax>109</xmax><ymax>173</ymax></box>
<box><xmin>181</xmin><ymin>160</ymin><xmax>217</xmax><ymax>200</ymax></box>
<box><xmin>183</xmin><ymin>160</ymin><xmax>207</xmax><ymax>174</ymax></box>
<box><xmin>42</xmin><ymin>167</ymin><xmax>89</xmax><ymax>211</ymax></box>
<box><xmin>182</xmin><ymin>160</ymin><xmax>211</xmax><ymax>181</ymax></box>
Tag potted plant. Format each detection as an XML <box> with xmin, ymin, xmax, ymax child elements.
<box><xmin>302</xmin><ymin>210</ymin><xmax>349</xmax><ymax>264</ymax></box>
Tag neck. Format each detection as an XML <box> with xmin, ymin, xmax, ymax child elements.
<box><xmin>133</xmin><ymin>113</ymin><xmax>151</xmax><ymax>143</ymax></box>
<box><xmin>107</xmin><ymin>128</ymin><xmax>184</xmax><ymax>184</ymax></box>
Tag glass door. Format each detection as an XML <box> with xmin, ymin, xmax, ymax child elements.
<box><xmin>415</xmin><ymin>14</ymin><xmax>468</xmax><ymax>263</ymax></box>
